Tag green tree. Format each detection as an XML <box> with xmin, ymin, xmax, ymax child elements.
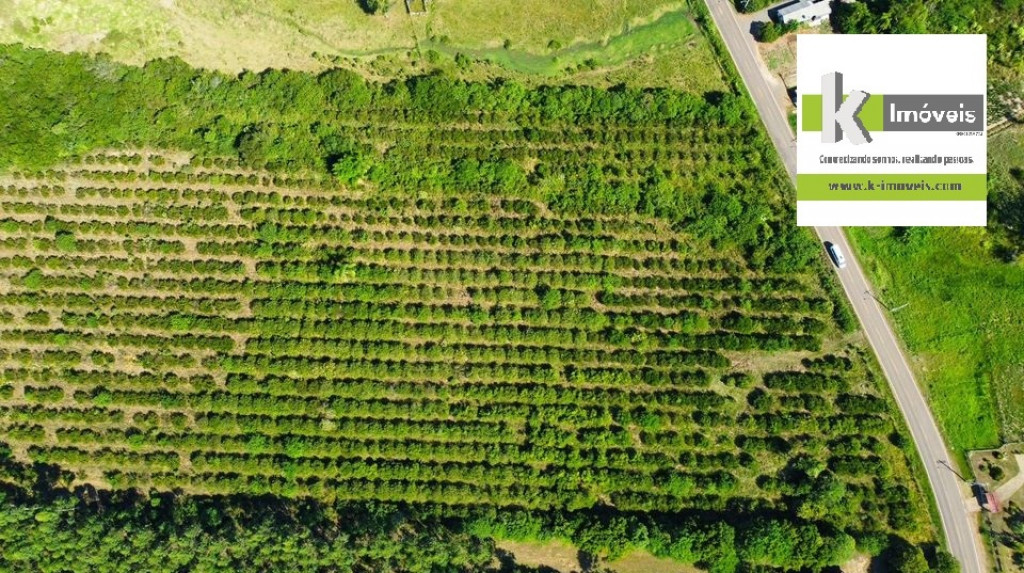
<box><xmin>933</xmin><ymin>549</ymin><xmax>961</xmax><ymax>573</ymax></box>
<box><xmin>888</xmin><ymin>539</ymin><xmax>930</xmax><ymax>573</ymax></box>
<box><xmin>22</xmin><ymin>268</ymin><xmax>44</xmax><ymax>290</ymax></box>
<box><xmin>757</xmin><ymin>21</ymin><xmax>782</xmax><ymax>43</ymax></box>
<box><xmin>359</xmin><ymin>0</ymin><xmax>391</xmax><ymax>14</ymax></box>
<box><xmin>55</xmin><ymin>230</ymin><xmax>77</xmax><ymax>252</ymax></box>
<box><xmin>331</xmin><ymin>152</ymin><xmax>372</xmax><ymax>184</ymax></box>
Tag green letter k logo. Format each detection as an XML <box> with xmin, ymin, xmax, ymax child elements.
<box><xmin>822</xmin><ymin>71</ymin><xmax>872</xmax><ymax>145</ymax></box>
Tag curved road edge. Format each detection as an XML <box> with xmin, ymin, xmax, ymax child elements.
<box><xmin>698</xmin><ymin>0</ymin><xmax>986</xmax><ymax>571</ymax></box>
<box><xmin>816</xmin><ymin>228</ymin><xmax>984</xmax><ymax>573</ymax></box>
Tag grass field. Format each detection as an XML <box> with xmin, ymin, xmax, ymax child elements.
<box><xmin>0</xmin><ymin>0</ymin><xmax>727</xmax><ymax>92</ymax></box>
<box><xmin>498</xmin><ymin>542</ymin><xmax>707</xmax><ymax>573</ymax></box>
<box><xmin>847</xmin><ymin>126</ymin><xmax>1024</xmax><ymax>458</ymax></box>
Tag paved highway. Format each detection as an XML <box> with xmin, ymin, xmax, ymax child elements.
<box><xmin>700</xmin><ymin>1</ymin><xmax>986</xmax><ymax>571</ymax></box>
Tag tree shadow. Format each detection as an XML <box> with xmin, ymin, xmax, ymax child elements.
<box><xmin>577</xmin><ymin>550</ymin><xmax>599</xmax><ymax>572</ymax></box>
<box><xmin>749</xmin><ymin>20</ymin><xmax>767</xmax><ymax>37</ymax></box>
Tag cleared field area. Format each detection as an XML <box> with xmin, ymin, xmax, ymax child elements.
<box><xmin>848</xmin><ymin>127</ymin><xmax>1024</xmax><ymax>457</ymax></box>
<box><xmin>0</xmin><ymin>0</ymin><xmax>726</xmax><ymax>91</ymax></box>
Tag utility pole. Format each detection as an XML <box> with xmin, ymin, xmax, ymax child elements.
<box><xmin>937</xmin><ymin>459</ymin><xmax>968</xmax><ymax>483</ymax></box>
<box><xmin>864</xmin><ymin>290</ymin><xmax>889</xmax><ymax>311</ymax></box>
<box><xmin>865</xmin><ymin>290</ymin><xmax>908</xmax><ymax>313</ymax></box>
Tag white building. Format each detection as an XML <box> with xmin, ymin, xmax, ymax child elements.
<box><xmin>775</xmin><ymin>0</ymin><xmax>831</xmax><ymax>26</ymax></box>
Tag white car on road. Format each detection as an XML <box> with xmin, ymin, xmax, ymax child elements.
<box><xmin>827</xmin><ymin>243</ymin><xmax>847</xmax><ymax>269</ymax></box>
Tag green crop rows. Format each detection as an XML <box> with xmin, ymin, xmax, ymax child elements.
<box><xmin>0</xmin><ymin>150</ymin><xmax>929</xmax><ymax>546</ymax></box>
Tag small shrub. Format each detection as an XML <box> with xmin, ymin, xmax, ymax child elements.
<box><xmin>22</xmin><ymin>269</ymin><xmax>44</xmax><ymax>290</ymax></box>
<box><xmin>989</xmin><ymin>464</ymin><xmax>1005</xmax><ymax>481</ymax></box>
<box><xmin>358</xmin><ymin>0</ymin><xmax>391</xmax><ymax>14</ymax></box>
<box><xmin>55</xmin><ymin>230</ymin><xmax>77</xmax><ymax>252</ymax></box>
<box><xmin>755</xmin><ymin>20</ymin><xmax>799</xmax><ymax>43</ymax></box>
<box><xmin>23</xmin><ymin>310</ymin><xmax>50</xmax><ymax>326</ymax></box>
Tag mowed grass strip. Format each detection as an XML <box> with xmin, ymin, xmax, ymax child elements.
<box><xmin>0</xmin><ymin>0</ymin><xmax>725</xmax><ymax>93</ymax></box>
<box><xmin>422</xmin><ymin>8</ymin><xmax>698</xmax><ymax>75</ymax></box>
<box><xmin>848</xmin><ymin>227</ymin><xmax>1009</xmax><ymax>453</ymax></box>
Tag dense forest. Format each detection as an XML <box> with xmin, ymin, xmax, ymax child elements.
<box><xmin>0</xmin><ymin>446</ymin><xmax>951</xmax><ymax>572</ymax></box>
<box><xmin>741</xmin><ymin>0</ymin><xmax>1024</xmax><ymax>83</ymax></box>
<box><xmin>832</xmin><ymin>0</ymin><xmax>1024</xmax><ymax>253</ymax></box>
<box><xmin>832</xmin><ymin>0</ymin><xmax>1024</xmax><ymax>131</ymax></box>
<box><xmin>738</xmin><ymin>0</ymin><xmax>1024</xmax><ymax>121</ymax></box>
